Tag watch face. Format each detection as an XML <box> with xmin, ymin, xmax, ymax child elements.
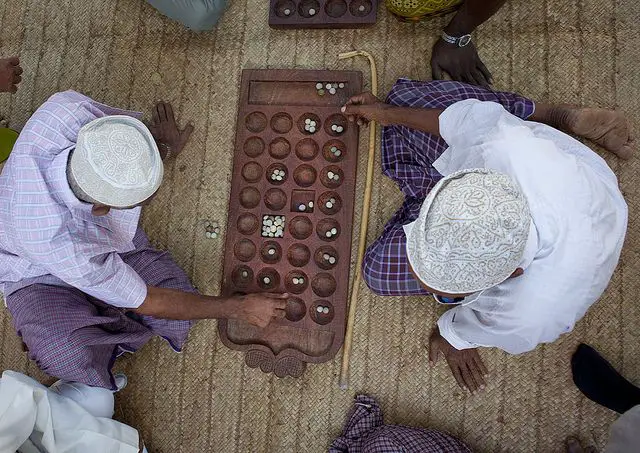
<box><xmin>458</xmin><ymin>35</ymin><xmax>472</xmax><ymax>47</ymax></box>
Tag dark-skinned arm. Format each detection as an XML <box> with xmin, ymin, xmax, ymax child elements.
<box><xmin>341</xmin><ymin>92</ymin><xmax>443</xmax><ymax>136</ymax></box>
<box><xmin>134</xmin><ymin>286</ymin><xmax>287</xmax><ymax>328</ymax></box>
<box><xmin>444</xmin><ymin>0</ymin><xmax>507</xmax><ymax>37</ymax></box>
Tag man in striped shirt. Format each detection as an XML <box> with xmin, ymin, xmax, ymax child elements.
<box><xmin>0</xmin><ymin>91</ymin><xmax>287</xmax><ymax>389</ymax></box>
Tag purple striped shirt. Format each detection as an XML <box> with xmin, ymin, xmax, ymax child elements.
<box><xmin>0</xmin><ymin>91</ymin><xmax>148</xmax><ymax>308</ymax></box>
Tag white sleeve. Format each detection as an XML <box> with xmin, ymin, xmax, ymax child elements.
<box><xmin>437</xmin><ymin>304</ymin><xmax>541</xmax><ymax>354</ymax></box>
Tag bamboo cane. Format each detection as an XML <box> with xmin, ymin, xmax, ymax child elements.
<box><xmin>337</xmin><ymin>50</ymin><xmax>378</xmax><ymax>390</ymax></box>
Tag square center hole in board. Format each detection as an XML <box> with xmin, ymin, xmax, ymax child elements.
<box><xmin>261</xmin><ymin>214</ymin><xmax>286</xmax><ymax>238</ymax></box>
<box><xmin>290</xmin><ymin>190</ymin><xmax>316</xmax><ymax>213</ymax></box>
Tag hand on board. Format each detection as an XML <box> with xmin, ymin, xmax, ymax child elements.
<box><xmin>149</xmin><ymin>101</ymin><xmax>194</xmax><ymax>159</ymax></box>
<box><xmin>229</xmin><ymin>292</ymin><xmax>288</xmax><ymax>328</ymax></box>
<box><xmin>341</xmin><ymin>92</ymin><xmax>390</xmax><ymax>126</ymax></box>
<box><xmin>428</xmin><ymin>326</ymin><xmax>488</xmax><ymax>394</ymax></box>
<box><xmin>0</xmin><ymin>57</ymin><xmax>23</xmax><ymax>93</ymax></box>
<box><xmin>431</xmin><ymin>39</ymin><xmax>492</xmax><ymax>87</ymax></box>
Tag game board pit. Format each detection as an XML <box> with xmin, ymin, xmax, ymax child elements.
<box><xmin>325</xmin><ymin>113</ymin><xmax>348</xmax><ymax>136</ymax></box>
<box><xmin>312</xmin><ymin>272</ymin><xmax>337</xmax><ymax>297</ymax></box>
<box><xmin>237</xmin><ymin>213</ymin><xmax>259</xmax><ymax>235</ymax></box>
<box><xmin>314</xmin><ymin>245</ymin><xmax>339</xmax><ymax>270</ymax></box>
<box><xmin>289</xmin><ymin>215</ymin><xmax>313</xmax><ymax>239</ymax></box>
<box><xmin>323</xmin><ymin>139</ymin><xmax>345</xmax><ymax>163</ymax></box>
<box><xmin>350</xmin><ymin>0</ymin><xmax>372</xmax><ymax>16</ymax></box>
<box><xmin>270</xmin><ymin>112</ymin><xmax>293</xmax><ymax>134</ymax></box>
<box><xmin>291</xmin><ymin>189</ymin><xmax>315</xmax><ymax>213</ymax></box>
<box><xmin>310</xmin><ymin>300</ymin><xmax>334</xmax><ymax>325</ymax></box>
<box><xmin>239</xmin><ymin>186</ymin><xmax>261</xmax><ymax>209</ymax></box>
<box><xmin>293</xmin><ymin>164</ymin><xmax>317</xmax><ymax>187</ymax></box>
<box><xmin>285</xmin><ymin>270</ymin><xmax>309</xmax><ymax>294</ymax></box>
<box><xmin>285</xmin><ymin>297</ymin><xmax>307</xmax><ymax>322</ymax></box>
<box><xmin>269</xmin><ymin>137</ymin><xmax>291</xmax><ymax>159</ymax></box>
<box><xmin>257</xmin><ymin>268</ymin><xmax>280</xmax><ymax>290</ymax></box>
<box><xmin>264</xmin><ymin>188</ymin><xmax>288</xmax><ymax>211</ymax></box>
<box><xmin>295</xmin><ymin>138</ymin><xmax>320</xmax><ymax>161</ymax></box>
<box><xmin>287</xmin><ymin>243</ymin><xmax>311</xmax><ymax>267</ymax></box>
<box><xmin>297</xmin><ymin>113</ymin><xmax>322</xmax><ymax>135</ymax></box>
<box><xmin>274</xmin><ymin>0</ymin><xmax>296</xmax><ymax>17</ymax></box>
<box><xmin>232</xmin><ymin>265</ymin><xmax>254</xmax><ymax>288</ymax></box>
<box><xmin>325</xmin><ymin>0</ymin><xmax>347</xmax><ymax>17</ymax></box>
<box><xmin>318</xmin><ymin>191</ymin><xmax>341</xmax><ymax>215</ymax></box>
<box><xmin>234</xmin><ymin>238</ymin><xmax>257</xmax><ymax>262</ymax></box>
<box><xmin>321</xmin><ymin>165</ymin><xmax>344</xmax><ymax>189</ymax></box>
<box><xmin>260</xmin><ymin>241</ymin><xmax>282</xmax><ymax>264</ymax></box>
<box><xmin>298</xmin><ymin>0</ymin><xmax>321</xmax><ymax>17</ymax></box>
<box><xmin>266</xmin><ymin>163</ymin><xmax>288</xmax><ymax>185</ymax></box>
<box><xmin>244</xmin><ymin>136</ymin><xmax>265</xmax><ymax>157</ymax></box>
<box><xmin>245</xmin><ymin>111</ymin><xmax>268</xmax><ymax>132</ymax></box>
<box><xmin>316</xmin><ymin>218</ymin><xmax>340</xmax><ymax>241</ymax></box>
<box><xmin>242</xmin><ymin>161</ymin><xmax>263</xmax><ymax>183</ymax></box>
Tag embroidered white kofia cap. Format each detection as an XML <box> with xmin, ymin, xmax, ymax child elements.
<box><xmin>69</xmin><ymin>115</ymin><xmax>163</xmax><ymax>208</ymax></box>
<box><xmin>406</xmin><ymin>168</ymin><xmax>530</xmax><ymax>294</ymax></box>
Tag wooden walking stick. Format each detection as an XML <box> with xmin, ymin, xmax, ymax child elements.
<box><xmin>337</xmin><ymin>50</ymin><xmax>378</xmax><ymax>390</ymax></box>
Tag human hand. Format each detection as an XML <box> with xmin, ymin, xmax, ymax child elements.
<box><xmin>148</xmin><ymin>101</ymin><xmax>194</xmax><ymax>159</ymax></box>
<box><xmin>428</xmin><ymin>326</ymin><xmax>488</xmax><ymax>393</ymax></box>
<box><xmin>229</xmin><ymin>292</ymin><xmax>288</xmax><ymax>328</ymax></box>
<box><xmin>341</xmin><ymin>91</ymin><xmax>390</xmax><ymax>126</ymax></box>
<box><xmin>0</xmin><ymin>57</ymin><xmax>23</xmax><ymax>93</ymax></box>
<box><xmin>431</xmin><ymin>39</ymin><xmax>492</xmax><ymax>87</ymax></box>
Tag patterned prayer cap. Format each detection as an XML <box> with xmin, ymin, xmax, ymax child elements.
<box><xmin>68</xmin><ymin>115</ymin><xmax>163</xmax><ymax>208</ymax></box>
<box><xmin>406</xmin><ymin>169</ymin><xmax>530</xmax><ymax>294</ymax></box>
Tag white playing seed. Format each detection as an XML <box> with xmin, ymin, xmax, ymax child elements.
<box><xmin>333</xmin><ymin>174</ymin><xmax>340</xmax><ymax>181</ymax></box>
<box><xmin>336</xmin><ymin>126</ymin><xmax>344</xmax><ymax>133</ymax></box>
<box><xmin>358</xmin><ymin>5</ymin><xmax>365</xmax><ymax>11</ymax></box>
<box><xmin>265</xmin><ymin>219</ymin><xmax>272</xmax><ymax>226</ymax></box>
<box><xmin>316</xmin><ymin>82</ymin><xmax>323</xmax><ymax>89</ymax></box>
<box><xmin>326</xmin><ymin>231</ymin><xmax>332</xmax><ymax>238</ymax></box>
<box><xmin>335</xmin><ymin>150</ymin><xmax>342</xmax><ymax>157</ymax></box>
<box><xmin>211</xmin><ymin>232</ymin><xmax>218</xmax><ymax>239</ymax></box>
<box><xmin>299</xmin><ymin>204</ymin><xmax>306</xmax><ymax>211</ymax></box>
<box><xmin>329</xmin><ymin>198</ymin><xmax>336</xmax><ymax>203</ymax></box>
<box><xmin>276</xmin><ymin>175</ymin><xmax>283</xmax><ymax>181</ymax></box>
<box><xmin>326</xmin><ymin>202</ymin><xmax>333</xmax><ymax>209</ymax></box>
<box><xmin>326</xmin><ymin>83</ymin><xmax>332</xmax><ymax>90</ymax></box>
<box><xmin>309</xmin><ymin>8</ymin><xmax>316</xmax><ymax>15</ymax></box>
<box><xmin>322</xmin><ymin>307</ymin><xmax>329</xmax><ymax>314</ymax></box>
<box><xmin>329</xmin><ymin>88</ymin><xmax>336</xmax><ymax>95</ymax></box>
<box><xmin>214</xmin><ymin>227</ymin><xmax>220</xmax><ymax>233</ymax></box>
<box><xmin>242</xmin><ymin>271</ymin><xmax>249</xmax><ymax>278</ymax></box>
<box><xmin>331</xmin><ymin>227</ymin><xmax>337</xmax><ymax>234</ymax></box>
<box><xmin>323</xmin><ymin>253</ymin><xmax>330</xmax><ymax>260</ymax></box>
<box><xmin>268</xmin><ymin>248</ymin><xmax>276</xmax><ymax>255</ymax></box>
<box><xmin>205</xmin><ymin>232</ymin><xmax>212</xmax><ymax>238</ymax></box>
<box><xmin>293</xmin><ymin>277</ymin><xmax>299</xmax><ymax>285</ymax></box>
<box><xmin>263</xmin><ymin>277</ymin><xmax>271</xmax><ymax>284</ymax></box>
<box><xmin>339</xmin><ymin>82</ymin><xmax>345</xmax><ymax>88</ymax></box>
<box><xmin>270</xmin><ymin>226</ymin><xmax>277</xmax><ymax>232</ymax></box>
<box><xmin>308</xmin><ymin>201</ymin><xmax>314</xmax><ymax>208</ymax></box>
<box><xmin>284</xmin><ymin>8</ymin><xmax>291</xmax><ymax>15</ymax></box>
<box><xmin>309</xmin><ymin>126</ymin><xmax>315</xmax><ymax>133</ymax></box>
<box><xmin>316</xmin><ymin>306</ymin><xmax>323</xmax><ymax>313</ymax></box>
<box><xmin>305</xmin><ymin>118</ymin><xmax>311</xmax><ymax>125</ymax></box>
<box><xmin>329</xmin><ymin>256</ymin><xmax>336</xmax><ymax>264</ymax></box>
<box><xmin>264</xmin><ymin>215</ymin><xmax>269</xmax><ymax>220</ymax></box>
<box><xmin>299</xmin><ymin>278</ymin><xmax>304</xmax><ymax>284</ymax></box>
<box><xmin>327</xmin><ymin>171</ymin><xmax>334</xmax><ymax>179</ymax></box>
<box><xmin>330</xmin><ymin>146</ymin><xmax>337</xmax><ymax>152</ymax></box>
<box><xmin>269</xmin><ymin>232</ymin><xmax>274</xmax><ymax>237</ymax></box>
<box><xmin>331</xmin><ymin>124</ymin><xmax>337</xmax><ymax>131</ymax></box>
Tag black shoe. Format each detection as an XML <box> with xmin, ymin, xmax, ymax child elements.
<box><xmin>571</xmin><ymin>343</ymin><xmax>640</xmax><ymax>414</ymax></box>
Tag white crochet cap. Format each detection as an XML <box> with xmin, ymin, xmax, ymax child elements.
<box><xmin>69</xmin><ymin>115</ymin><xmax>163</xmax><ymax>208</ymax></box>
<box><xmin>406</xmin><ymin>169</ymin><xmax>530</xmax><ymax>294</ymax></box>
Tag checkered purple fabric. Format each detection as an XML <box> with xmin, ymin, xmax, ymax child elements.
<box><xmin>362</xmin><ymin>79</ymin><xmax>535</xmax><ymax>296</ymax></box>
<box><xmin>330</xmin><ymin>395</ymin><xmax>472</xmax><ymax>453</ymax></box>
<box><xmin>5</xmin><ymin>228</ymin><xmax>195</xmax><ymax>390</ymax></box>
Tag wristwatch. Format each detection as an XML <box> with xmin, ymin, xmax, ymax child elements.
<box><xmin>441</xmin><ymin>30</ymin><xmax>472</xmax><ymax>47</ymax></box>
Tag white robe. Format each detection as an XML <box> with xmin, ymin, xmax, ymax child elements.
<box><xmin>405</xmin><ymin>99</ymin><xmax>628</xmax><ymax>354</ymax></box>
<box><xmin>0</xmin><ymin>371</ymin><xmax>140</xmax><ymax>453</ymax></box>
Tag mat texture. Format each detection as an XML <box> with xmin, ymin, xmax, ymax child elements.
<box><xmin>1</xmin><ymin>1</ymin><xmax>638</xmax><ymax>452</ymax></box>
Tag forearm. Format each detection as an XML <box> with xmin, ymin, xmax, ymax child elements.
<box><xmin>528</xmin><ymin>102</ymin><xmax>575</xmax><ymax>131</ymax></box>
<box><xmin>445</xmin><ymin>0</ymin><xmax>507</xmax><ymax>35</ymax></box>
<box><xmin>383</xmin><ymin>106</ymin><xmax>443</xmax><ymax>136</ymax></box>
<box><xmin>134</xmin><ymin>285</ymin><xmax>232</xmax><ymax>320</ymax></box>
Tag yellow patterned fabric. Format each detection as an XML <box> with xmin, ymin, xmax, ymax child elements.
<box><xmin>385</xmin><ymin>0</ymin><xmax>462</xmax><ymax>20</ymax></box>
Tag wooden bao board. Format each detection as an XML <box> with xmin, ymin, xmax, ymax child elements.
<box><xmin>219</xmin><ymin>69</ymin><xmax>362</xmax><ymax>378</ymax></box>
<box><xmin>269</xmin><ymin>0</ymin><xmax>377</xmax><ymax>29</ymax></box>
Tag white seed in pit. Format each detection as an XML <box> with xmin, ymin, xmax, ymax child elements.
<box><xmin>270</xmin><ymin>226</ymin><xmax>277</xmax><ymax>232</ymax></box>
<box><xmin>322</xmin><ymin>307</ymin><xmax>329</xmax><ymax>314</ymax></box>
<box><xmin>316</xmin><ymin>82</ymin><xmax>323</xmax><ymax>89</ymax></box>
<box><xmin>333</xmin><ymin>174</ymin><xmax>340</xmax><ymax>181</ymax></box>
<box><xmin>335</xmin><ymin>150</ymin><xmax>342</xmax><ymax>157</ymax></box>
<box><xmin>326</xmin><ymin>83</ymin><xmax>332</xmax><ymax>90</ymax></box>
<box><xmin>265</xmin><ymin>219</ymin><xmax>273</xmax><ymax>226</ymax></box>
<box><xmin>268</xmin><ymin>248</ymin><xmax>276</xmax><ymax>255</ymax></box>
<box><xmin>329</xmin><ymin>256</ymin><xmax>336</xmax><ymax>264</ymax></box>
<box><xmin>309</xmin><ymin>126</ymin><xmax>316</xmax><ymax>133</ymax></box>
<box><xmin>331</xmin><ymin>124</ymin><xmax>337</xmax><ymax>131</ymax></box>
<box><xmin>310</xmin><ymin>121</ymin><xmax>316</xmax><ymax>127</ymax></box>
<box><xmin>329</xmin><ymin>198</ymin><xmax>336</xmax><ymax>203</ymax></box>
<box><xmin>316</xmin><ymin>306</ymin><xmax>323</xmax><ymax>313</ymax></box>
<box><xmin>326</xmin><ymin>231</ymin><xmax>332</xmax><ymax>238</ymax></box>
<box><xmin>327</xmin><ymin>171</ymin><xmax>334</xmax><ymax>179</ymax></box>
<box><xmin>279</xmin><ymin>170</ymin><xmax>285</xmax><ymax>176</ymax></box>
<box><xmin>242</xmin><ymin>271</ymin><xmax>249</xmax><ymax>278</ymax></box>
<box><xmin>263</xmin><ymin>277</ymin><xmax>271</xmax><ymax>284</ymax></box>
<box><xmin>284</xmin><ymin>8</ymin><xmax>291</xmax><ymax>15</ymax></box>
<box><xmin>331</xmin><ymin>227</ymin><xmax>337</xmax><ymax>234</ymax></box>
<box><xmin>329</xmin><ymin>88</ymin><xmax>336</xmax><ymax>95</ymax></box>
<box><xmin>305</xmin><ymin>118</ymin><xmax>311</xmax><ymax>125</ymax></box>
<box><xmin>268</xmin><ymin>232</ymin><xmax>275</xmax><ymax>237</ymax></box>
<box><xmin>358</xmin><ymin>5</ymin><xmax>365</xmax><ymax>11</ymax></box>
<box><xmin>276</xmin><ymin>175</ymin><xmax>283</xmax><ymax>181</ymax></box>
<box><xmin>323</xmin><ymin>253</ymin><xmax>330</xmax><ymax>260</ymax></box>
<box><xmin>339</xmin><ymin>82</ymin><xmax>345</xmax><ymax>88</ymax></box>
<box><xmin>336</xmin><ymin>126</ymin><xmax>344</xmax><ymax>133</ymax></box>
<box><xmin>299</xmin><ymin>204</ymin><xmax>306</xmax><ymax>211</ymax></box>
<box><xmin>326</xmin><ymin>201</ymin><xmax>333</xmax><ymax>209</ymax></box>
<box><xmin>263</xmin><ymin>215</ymin><xmax>269</xmax><ymax>220</ymax></box>
<box><xmin>309</xmin><ymin>8</ymin><xmax>316</xmax><ymax>15</ymax></box>
<box><xmin>308</xmin><ymin>201</ymin><xmax>314</xmax><ymax>208</ymax></box>
<box><xmin>293</xmin><ymin>277</ymin><xmax>299</xmax><ymax>285</ymax></box>
<box><xmin>330</xmin><ymin>146</ymin><xmax>337</xmax><ymax>152</ymax></box>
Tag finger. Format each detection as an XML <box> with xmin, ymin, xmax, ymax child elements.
<box><xmin>273</xmin><ymin>308</ymin><xmax>286</xmax><ymax>318</ymax></box>
<box><xmin>460</xmin><ymin>363</ymin><xmax>479</xmax><ymax>393</ymax></box>
<box><xmin>159</xmin><ymin>102</ymin><xmax>168</xmax><ymax>121</ymax></box>
<box><xmin>449</xmin><ymin>363</ymin><xmax>467</xmax><ymax>390</ymax></box>
<box><xmin>14</xmin><ymin>67</ymin><xmax>23</xmax><ymax>76</ymax></box>
<box><xmin>165</xmin><ymin>102</ymin><xmax>175</xmax><ymax>123</ymax></box>
<box><xmin>431</xmin><ymin>63</ymin><xmax>444</xmax><ymax>81</ymax></box>
<box><xmin>7</xmin><ymin>57</ymin><xmax>19</xmax><ymax>65</ymax></box>
<box><xmin>13</xmin><ymin>76</ymin><xmax>22</xmax><ymax>85</ymax></box>
<box><xmin>152</xmin><ymin>104</ymin><xmax>161</xmax><ymax>125</ymax></box>
<box><xmin>473</xmin><ymin>353</ymin><xmax>489</xmax><ymax>376</ymax></box>
<box><xmin>9</xmin><ymin>85</ymin><xmax>17</xmax><ymax>93</ymax></box>
<box><xmin>180</xmin><ymin>123</ymin><xmax>194</xmax><ymax>145</ymax></box>
<box><xmin>460</xmin><ymin>72</ymin><xmax>476</xmax><ymax>86</ymax></box>
<box><xmin>262</xmin><ymin>292</ymin><xmax>289</xmax><ymax>299</ymax></box>
<box><xmin>272</xmin><ymin>299</ymin><xmax>287</xmax><ymax>309</ymax></box>
<box><xmin>478</xmin><ymin>60</ymin><xmax>493</xmax><ymax>85</ymax></box>
<box><xmin>468</xmin><ymin>70</ymin><xmax>487</xmax><ymax>88</ymax></box>
<box><xmin>428</xmin><ymin>339</ymin><xmax>440</xmax><ymax>365</ymax></box>
<box><xmin>345</xmin><ymin>92</ymin><xmax>370</xmax><ymax>106</ymax></box>
<box><xmin>341</xmin><ymin>104</ymin><xmax>363</xmax><ymax>116</ymax></box>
